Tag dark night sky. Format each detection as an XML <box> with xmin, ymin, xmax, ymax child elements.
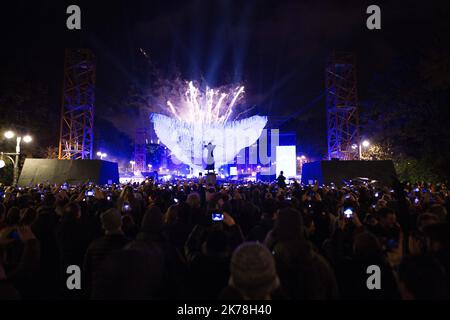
<box><xmin>1</xmin><ymin>0</ymin><xmax>449</xmax><ymax>160</ymax></box>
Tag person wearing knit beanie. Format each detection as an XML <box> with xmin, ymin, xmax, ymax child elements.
<box><xmin>229</xmin><ymin>242</ymin><xmax>280</xmax><ymax>300</ymax></box>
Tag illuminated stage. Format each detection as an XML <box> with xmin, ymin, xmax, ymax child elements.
<box><xmin>151</xmin><ymin>81</ymin><xmax>268</xmax><ymax>174</ymax></box>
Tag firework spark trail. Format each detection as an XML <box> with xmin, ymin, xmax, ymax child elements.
<box><xmin>153</xmin><ymin>81</ymin><xmax>267</xmax><ymax>171</ymax></box>
<box><xmin>166</xmin><ymin>81</ymin><xmax>245</xmax><ymax>124</ymax></box>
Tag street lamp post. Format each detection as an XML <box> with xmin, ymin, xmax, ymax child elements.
<box><xmin>353</xmin><ymin>140</ymin><xmax>371</xmax><ymax>160</ymax></box>
<box><xmin>359</xmin><ymin>140</ymin><xmax>370</xmax><ymax>160</ymax></box>
<box><xmin>96</xmin><ymin>151</ymin><xmax>107</xmax><ymax>160</ymax></box>
<box><xmin>13</xmin><ymin>136</ymin><xmax>21</xmax><ymax>186</ymax></box>
<box><xmin>296</xmin><ymin>155</ymin><xmax>307</xmax><ymax>176</ymax></box>
<box><xmin>2</xmin><ymin>131</ymin><xmax>32</xmax><ymax>185</ymax></box>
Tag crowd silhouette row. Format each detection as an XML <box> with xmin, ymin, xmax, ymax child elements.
<box><xmin>0</xmin><ymin>177</ymin><xmax>449</xmax><ymax>300</ymax></box>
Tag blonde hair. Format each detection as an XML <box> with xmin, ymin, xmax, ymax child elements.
<box><xmin>163</xmin><ymin>205</ymin><xmax>179</xmax><ymax>224</ymax></box>
<box><xmin>186</xmin><ymin>192</ymin><xmax>201</xmax><ymax>208</ymax></box>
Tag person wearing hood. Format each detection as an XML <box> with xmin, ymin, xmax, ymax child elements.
<box><xmin>132</xmin><ymin>206</ymin><xmax>187</xmax><ymax>299</ymax></box>
<box><xmin>83</xmin><ymin>208</ymin><xmax>129</xmax><ymax>297</ymax></box>
<box><xmin>265</xmin><ymin>208</ymin><xmax>338</xmax><ymax>299</ymax></box>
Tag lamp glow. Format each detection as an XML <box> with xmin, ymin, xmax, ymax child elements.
<box><xmin>23</xmin><ymin>135</ymin><xmax>32</xmax><ymax>143</ymax></box>
<box><xmin>4</xmin><ymin>131</ymin><xmax>15</xmax><ymax>139</ymax></box>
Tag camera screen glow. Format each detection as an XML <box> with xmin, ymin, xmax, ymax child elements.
<box><xmin>344</xmin><ymin>208</ymin><xmax>353</xmax><ymax>217</ymax></box>
<box><xmin>212</xmin><ymin>213</ymin><xmax>224</xmax><ymax>221</ymax></box>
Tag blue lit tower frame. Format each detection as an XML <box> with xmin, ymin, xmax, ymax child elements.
<box><xmin>134</xmin><ymin>127</ymin><xmax>147</xmax><ymax>173</ymax></box>
<box><xmin>58</xmin><ymin>49</ymin><xmax>96</xmax><ymax>160</ymax></box>
<box><xmin>326</xmin><ymin>52</ymin><xmax>360</xmax><ymax>160</ymax></box>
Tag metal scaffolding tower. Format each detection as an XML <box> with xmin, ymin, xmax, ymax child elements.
<box><xmin>134</xmin><ymin>127</ymin><xmax>147</xmax><ymax>173</ymax></box>
<box><xmin>326</xmin><ymin>52</ymin><xmax>360</xmax><ymax>160</ymax></box>
<box><xmin>58</xmin><ymin>49</ymin><xmax>96</xmax><ymax>160</ymax></box>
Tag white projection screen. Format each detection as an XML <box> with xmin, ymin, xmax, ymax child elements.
<box><xmin>229</xmin><ymin>166</ymin><xmax>238</xmax><ymax>176</ymax></box>
<box><xmin>275</xmin><ymin>146</ymin><xmax>296</xmax><ymax>178</ymax></box>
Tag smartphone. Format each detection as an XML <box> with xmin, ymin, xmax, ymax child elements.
<box><xmin>85</xmin><ymin>190</ymin><xmax>94</xmax><ymax>197</ymax></box>
<box><xmin>374</xmin><ymin>192</ymin><xmax>379</xmax><ymax>198</ymax></box>
<box><xmin>344</xmin><ymin>207</ymin><xmax>353</xmax><ymax>218</ymax></box>
<box><xmin>107</xmin><ymin>195</ymin><xmax>112</xmax><ymax>201</ymax></box>
<box><xmin>61</xmin><ymin>185</ymin><xmax>68</xmax><ymax>190</ymax></box>
<box><xmin>174</xmin><ymin>198</ymin><xmax>179</xmax><ymax>203</ymax></box>
<box><xmin>123</xmin><ymin>202</ymin><xmax>131</xmax><ymax>211</ymax></box>
<box><xmin>41</xmin><ymin>194</ymin><xmax>45</xmax><ymax>200</ymax></box>
<box><xmin>414</xmin><ymin>197</ymin><xmax>420</xmax><ymax>204</ymax></box>
<box><xmin>211</xmin><ymin>213</ymin><xmax>224</xmax><ymax>221</ymax></box>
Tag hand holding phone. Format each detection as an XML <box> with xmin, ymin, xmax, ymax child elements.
<box><xmin>211</xmin><ymin>213</ymin><xmax>224</xmax><ymax>221</ymax></box>
<box><xmin>344</xmin><ymin>207</ymin><xmax>353</xmax><ymax>218</ymax></box>
<box><xmin>123</xmin><ymin>202</ymin><xmax>131</xmax><ymax>212</ymax></box>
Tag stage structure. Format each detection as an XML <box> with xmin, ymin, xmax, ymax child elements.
<box><xmin>58</xmin><ymin>49</ymin><xmax>96</xmax><ymax>160</ymax></box>
<box><xmin>326</xmin><ymin>52</ymin><xmax>360</xmax><ymax>160</ymax></box>
<box><xmin>18</xmin><ymin>159</ymin><xmax>119</xmax><ymax>186</ymax></box>
<box><xmin>152</xmin><ymin>81</ymin><xmax>267</xmax><ymax>173</ymax></box>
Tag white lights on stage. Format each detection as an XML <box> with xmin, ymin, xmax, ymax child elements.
<box><xmin>151</xmin><ymin>81</ymin><xmax>267</xmax><ymax>172</ymax></box>
<box><xmin>152</xmin><ymin>113</ymin><xmax>267</xmax><ymax>172</ymax></box>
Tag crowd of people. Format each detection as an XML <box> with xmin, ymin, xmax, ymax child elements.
<box><xmin>0</xmin><ymin>174</ymin><xmax>449</xmax><ymax>300</ymax></box>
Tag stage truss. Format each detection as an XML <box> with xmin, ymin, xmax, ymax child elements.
<box><xmin>326</xmin><ymin>52</ymin><xmax>360</xmax><ymax>160</ymax></box>
<box><xmin>58</xmin><ymin>48</ymin><xmax>96</xmax><ymax>160</ymax></box>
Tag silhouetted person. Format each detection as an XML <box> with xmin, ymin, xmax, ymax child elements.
<box><xmin>277</xmin><ymin>171</ymin><xmax>286</xmax><ymax>189</ymax></box>
<box><xmin>83</xmin><ymin>208</ymin><xmax>129</xmax><ymax>297</ymax></box>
